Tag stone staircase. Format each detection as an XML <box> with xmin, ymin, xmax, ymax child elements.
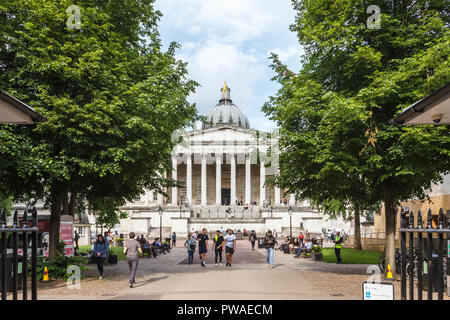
<box><xmin>191</xmin><ymin>205</ymin><xmax>264</xmax><ymax>220</ymax></box>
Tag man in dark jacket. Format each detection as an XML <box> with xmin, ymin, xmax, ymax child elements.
<box><xmin>263</xmin><ymin>230</ymin><xmax>277</xmax><ymax>268</ymax></box>
<box><xmin>249</xmin><ymin>230</ymin><xmax>257</xmax><ymax>251</ymax></box>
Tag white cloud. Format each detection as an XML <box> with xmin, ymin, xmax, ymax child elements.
<box><xmin>155</xmin><ymin>0</ymin><xmax>302</xmax><ymax>131</ymax></box>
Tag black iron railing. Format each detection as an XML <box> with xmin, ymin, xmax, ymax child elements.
<box><xmin>399</xmin><ymin>208</ymin><xmax>449</xmax><ymax>300</ymax></box>
<box><xmin>0</xmin><ymin>206</ymin><xmax>38</xmax><ymax>300</ymax></box>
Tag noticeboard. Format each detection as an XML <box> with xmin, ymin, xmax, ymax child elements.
<box><xmin>362</xmin><ymin>281</ymin><xmax>394</xmax><ymax>300</ymax></box>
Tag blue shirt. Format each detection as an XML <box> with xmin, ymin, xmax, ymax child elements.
<box><xmin>93</xmin><ymin>241</ymin><xmax>108</xmax><ymax>258</ymax></box>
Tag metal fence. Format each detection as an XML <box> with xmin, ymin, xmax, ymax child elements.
<box><xmin>0</xmin><ymin>206</ymin><xmax>38</xmax><ymax>300</ymax></box>
<box><xmin>399</xmin><ymin>208</ymin><xmax>449</xmax><ymax>300</ymax></box>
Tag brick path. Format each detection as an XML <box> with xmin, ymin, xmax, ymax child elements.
<box><xmin>12</xmin><ymin>240</ymin><xmax>446</xmax><ymax>300</ymax></box>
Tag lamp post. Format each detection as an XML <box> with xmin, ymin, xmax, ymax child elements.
<box><xmin>270</xmin><ymin>206</ymin><xmax>273</xmax><ymax>218</ymax></box>
<box><xmin>158</xmin><ymin>206</ymin><xmax>163</xmax><ymax>241</ymax></box>
<box><xmin>288</xmin><ymin>206</ymin><xmax>293</xmax><ymax>239</ymax></box>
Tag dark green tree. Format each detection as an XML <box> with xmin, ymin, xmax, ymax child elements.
<box><xmin>0</xmin><ymin>0</ymin><xmax>198</xmax><ymax>259</ymax></box>
<box><xmin>264</xmin><ymin>0</ymin><xmax>450</xmax><ymax>273</ymax></box>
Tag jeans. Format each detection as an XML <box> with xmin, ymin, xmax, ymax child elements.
<box><xmin>188</xmin><ymin>250</ymin><xmax>194</xmax><ymax>264</ymax></box>
<box><xmin>215</xmin><ymin>248</ymin><xmax>222</xmax><ymax>263</ymax></box>
<box><xmin>127</xmin><ymin>256</ymin><xmax>139</xmax><ymax>284</ymax></box>
<box><xmin>96</xmin><ymin>257</ymin><xmax>105</xmax><ymax>276</ymax></box>
<box><xmin>295</xmin><ymin>247</ymin><xmax>304</xmax><ymax>256</ymax></box>
<box><xmin>335</xmin><ymin>248</ymin><xmax>341</xmax><ymax>263</ymax></box>
<box><xmin>265</xmin><ymin>248</ymin><xmax>274</xmax><ymax>266</ymax></box>
<box><xmin>251</xmin><ymin>241</ymin><xmax>255</xmax><ymax>249</ymax></box>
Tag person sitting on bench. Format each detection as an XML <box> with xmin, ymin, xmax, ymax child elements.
<box><xmin>152</xmin><ymin>238</ymin><xmax>170</xmax><ymax>254</ymax></box>
<box><xmin>278</xmin><ymin>236</ymin><xmax>292</xmax><ymax>251</ymax></box>
<box><xmin>294</xmin><ymin>239</ymin><xmax>312</xmax><ymax>258</ymax></box>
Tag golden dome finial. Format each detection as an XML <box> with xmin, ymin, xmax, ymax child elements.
<box><xmin>222</xmin><ymin>82</ymin><xmax>228</xmax><ymax>92</ymax></box>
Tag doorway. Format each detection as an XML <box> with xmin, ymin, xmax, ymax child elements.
<box><xmin>221</xmin><ymin>188</ymin><xmax>230</xmax><ymax>205</ymax></box>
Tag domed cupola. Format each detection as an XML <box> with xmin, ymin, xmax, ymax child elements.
<box><xmin>202</xmin><ymin>83</ymin><xmax>250</xmax><ymax>130</ymax></box>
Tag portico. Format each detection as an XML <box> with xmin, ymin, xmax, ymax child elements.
<box><xmin>120</xmin><ymin>84</ymin><xmax>351</xmax><ymax>238</ymax></box>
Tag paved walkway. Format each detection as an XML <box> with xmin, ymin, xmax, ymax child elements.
<box><xmin>31</xmin><ymin>240</ymin><xmax>446</xmax><ymax>300</ymax></box>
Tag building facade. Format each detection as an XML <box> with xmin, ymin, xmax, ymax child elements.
<box><xmin>118</xmin><ymin>84</ymin><xmax>351</xmax><ymax>238</ymax></box>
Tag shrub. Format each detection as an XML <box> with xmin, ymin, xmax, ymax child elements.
<box><xmin>34</xmin><ymin>241</ymin><xmax>86</xmax><ymax>281</ymax></box>
<box><xmin>312</xmin><ymin>245</ymin><xmax>322</xmax><ymax>254</ymax></box>
<box><xmin>115</xmin><ymin>238</ymin><xmax>123</xmax><ymax>243</ymax></box>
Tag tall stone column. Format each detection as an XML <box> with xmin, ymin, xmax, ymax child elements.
<box><xmin>201</xmin><ymin>153</ymin><xmax>207</xmax><ymax>205</ymax></box>
<box><xmin>274</xmin><ymin>186</ymin><xmax>281</xmax><ymax>206</ymax></box>
<box><xmin>186</xmin><ymin>153</ymin><xmax>192</xmax><ymax>206</ymax></box>
<box><xmin>171</xmin><ymin>155</ymin><xmax>178</xmax><ymax>205</ymax></box>
<box><xmin>245</xmin><ymin>154</ymin><xmax>251</xmax><ymax>204</ymax></box>
<box><xmin>216</xmin><ymin>154</ymin><xmax>222</xmax><ymax>205</ymax></box>
<box><xmin>230</xmin><ymin>153</ymin><xmax>236</xmax><ymax>205</ymax></box>
<box><xmin>157</xmin><ymin>171</ymin><xmax>164</xmax><ymax>205</ymax></box>
<box><xmin>260</xmin><ymin>160</ymin><xmax>265</xmax><ymax>206</ymax></box>
<box><xmin>289</xmin><ymin>194</ymin><xmax>296</xmax><ymax>205</ymax></box>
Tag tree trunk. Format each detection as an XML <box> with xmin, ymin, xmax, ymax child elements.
<box><xmin>384</xmin><ymin>183</ymin><xmax>397</xmax><ymax>276</ymax></box>
<box><xmin>49</xmin><ymin>187</ymin><xmax>64</xmax><ymax>260</ymax></box>
<box><xmin>62</xmin><ymin>193</ymin><xmax>69</xmax><ymax>216</ymax></box>
<box><xmin>354</xmin><ymin>207</ymin><xmax>362</xmax><ymax>250</ymax></box>
<box><xmin>68</xmin><ymin>192</ymin><xmax>77</xmax><ymax>217</ymax></box>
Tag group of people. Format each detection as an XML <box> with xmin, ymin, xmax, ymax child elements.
<box><xmin>137</xmin><ymin>235</ymin><xmax>171</xmax><ymax>257</ymax></box>
<box><xmin>89</xmin><ymin>228</ymin><xmax>345</xmax><ymax>288</ymax></box>
<box><xmin>184</xmin><ymin>228</ymin><xmax>237</xmax><ymax>267</ymax></box>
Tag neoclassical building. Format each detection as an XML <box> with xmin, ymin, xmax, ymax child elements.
<box><xmin>119</xmin><ymin>84</ymin><xmax>351</xmax><ymax>237</ymax></box>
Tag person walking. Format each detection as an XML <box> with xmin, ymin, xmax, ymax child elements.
<box><xmin>249</xmin><ymin>230</ymin><xmax>257</xmax><ymax>251</ymax></box>
<box><xmin>197</xmin><ymin>228</ymin><xmax>209</xmax><ymax>267</ymax></box>
<box><xmin>92</xmin><ymin>234</ymin><xmax>108</xmax><ymax>279</ymax></box>
<box><xmin>103</xmin><ymin>231</ymin><xmax>110</xmax><ymax>264</ymax></box>
<box><xmin>184</xmin><ymin>233</ymin><xmax>196</xmax><ymax>264</ymax></box>
<box><xmin>74</xmin><ymin>230</ymin><xmax>80</xmax><ymax>250</ymax></box>
<box><xmin>171</xmin><ymin>232</ymin><xmax>177</xmax><ymax>248</ymax></box>
<box><xmin>224</xmin><ymin>229</ymin><xmax>236</xmax><ymax>267</ymax></box>
<box><xmin>212</xmin><ymin>230</ymin><xmax>224</xmax><ymax>266</ymax></box>
<box><xmin>123</xmin><ymin>232</ymin><xmax>142</xmax><ymax>288</ymax></box>
<box><xmin>263</xmin><ymin>230</ymin><xmax>277</xmax><ymax>268</ymax></box>
<box><xmin>333</xmin><ymin>231</ymin><xmax>343</xmax><ymax>264</ymax></box>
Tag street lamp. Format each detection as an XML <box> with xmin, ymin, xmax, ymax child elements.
<box><xmin>158</xmin><ymin>206</ymin><xmax>163</xmax><ymax>241</ymax></box>
<box><xmin>288</xmin><ymin>206</ymin><xmax>293</xmax><ymax>239</ymax></box>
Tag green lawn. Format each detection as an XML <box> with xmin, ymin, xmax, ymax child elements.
<box><xmin>78</xmin><ymin>245</ymin><xmax>127</xmax><ymax>261</ymax></box>
<box><xmin>321</xmin><ymin>248</ymin><xmax>380</xmax><ymax>264</ymax></box>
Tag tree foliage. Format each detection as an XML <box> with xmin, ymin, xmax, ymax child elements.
<box><xmin>264</xmin><ymin>0</ymin><xmax>450</xmax><ymax>271</ymax></box>
<box><xmin>0</xmin><ymin>0</ymin><xmax>199</xmax><ymax>258</ymax></box>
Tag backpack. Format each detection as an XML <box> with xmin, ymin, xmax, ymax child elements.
<box><xmin>189</xmin><ymin>238</ymin><xmax>197</xmax><ymax>251</ymax></box>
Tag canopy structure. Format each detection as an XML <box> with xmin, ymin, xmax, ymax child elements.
<box><xmin>0</xmin><ymin>90</ymin><xmax>45</xmax><ymax>124</ymax></box>
<box><xmin>391</xmin><ymin>82</ymin><xmax>450</xmax><ymax>126</ymax></box>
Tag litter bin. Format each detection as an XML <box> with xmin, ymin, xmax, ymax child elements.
<box><xmin>422</xmin><ymin>254</ymin><xmax>440</xmax><ymax>292</ymax></box>
<box><xmin>258</xmin><ymin>237</ymin><xmax>265</xmax><ymax>249</ymax></box>
<box><xmin>0</xmin><ymin>256</ymin><xmax>24</xmax><ymax>292</ymax></box>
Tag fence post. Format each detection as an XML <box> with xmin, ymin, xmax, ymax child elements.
<box><xmin>426</xmin><ymin>209</ymin><xmax>433</xmax><ymax>300</ymax></box>
<box><xmin>400</xmin><ymin>209</ymin><xmax>407</xmax><ymax>300</ymax></box>
<box><xmin>12</xmin><ymin>209</ymin><xmax>18</xmax><ymax>300</ymax></box>
<box><xmin>408</xmin><ymin>211</ymin><xmax>414</xmax><ymax>300</ymax></box>
<box><xmin>22</xmin><ymin>209</ymin><xmax>28</xmax><ymax>300</ymax></box>
<box><xmin>30</xmin><ymin>206</ymin><xmax>38</xmax><ymax>300</ymax></box>
<box><xmin>1</xmin><ymin>208</ymin><xmax>7</xmax><ymax>300</ymax></box>
<box><xmin>438</xmin><ymin>209</ymin><xmax>444</xmax><ymax>300</ymax></box>
<box><xmin>447</xmin><ymin>212</ymin><xmax>450</xmax><ymax>298</ymax></box>
<box><xmin>417</xmin><ymin>210</ymin><xmax>423</xmax><ymax>300</ymax></box>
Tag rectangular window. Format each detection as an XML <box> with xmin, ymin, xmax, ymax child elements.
<box><xmin>78</xmin><ymin>226</ymin><xmax>83</xmax><ymax>235</ymax></box>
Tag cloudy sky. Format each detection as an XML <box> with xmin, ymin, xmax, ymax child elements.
<box><xmin>154</xmin><ymin>0</ymin><xmax>303</xmax><ymax>131</ymax></box>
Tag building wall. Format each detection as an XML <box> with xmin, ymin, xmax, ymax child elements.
<box><xmin>374</xmin><ymin>174</ymin><xmax>450</xmax><ymax>238</ymax></box>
